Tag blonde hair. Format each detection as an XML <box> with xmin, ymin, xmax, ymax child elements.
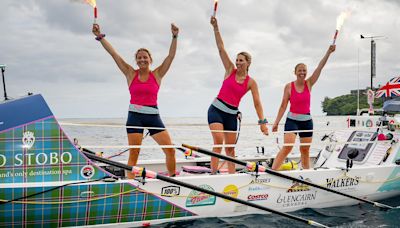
<box><xmin>135</xmin><ymin>48</ymin><xmax>153</xmax><ymax>63</ymax></box>
<box><xmin>238</xmin><ymin>52</ymin><xmax>252</xmax><ymax>71</ymax></box>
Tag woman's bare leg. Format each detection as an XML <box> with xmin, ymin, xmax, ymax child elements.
<box><xmin>209</xmin><ymin>123</ymin><xmax>224</xmax><ymax>173</ymax></box>
<box><xmin>272</xmin><ymin>133</ymin><xmax>296</xmax><ymax>170</ymax></box>
<box><xmin>152</xmin><ymin>130</ymin><xmax>176</xmax><ymax>176</ymax></box>
<box><xmin>224</xmin><ymin>131</ymin><xmax>238</xmax><ymax>174</ymax></box>
<box><xmin>299</xmin><ymin>137</ymin><xmax>312</xmax><ymax>169</ymax></box>
<box><xmin>126</xmin><ymin>133</ymin><xmax>143</xmax><ymax>179</ymax></box>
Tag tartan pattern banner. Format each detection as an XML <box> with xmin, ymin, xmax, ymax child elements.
<box><xmin>0</xmin><ymin>117</ymin><xmax>107</xmax><ymax>183</ymax></box>
<box><xmin>0</xmin><ymin>182</ymin><xmax>194</xmax><ymax>227</ymax></box>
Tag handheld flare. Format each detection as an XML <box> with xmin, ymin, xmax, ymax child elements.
<box><xmin>332</xmin><ymin>10</ymin><xmax>351</xmax><ymax>45</ymax></box>
<box><xmin>213</xmin><ymin>0</ymin><xmax>218</xmax><ymax>17</ymax></box>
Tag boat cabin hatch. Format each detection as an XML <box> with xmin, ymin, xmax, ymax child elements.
<box><xmin>338</xmin><ymin>131</ymin><xmax>377</xmax><ymax>162</ymax></box>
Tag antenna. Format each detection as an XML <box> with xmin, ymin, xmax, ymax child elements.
<box><xmin>0</xmin><ymin>64</ymin><xmax>9</xmax><ymax>100</ymax></box>
<box><xmin>360</xmin><ymin>35</ymin><xmax>387</xmax><ymax>90</ymax></box>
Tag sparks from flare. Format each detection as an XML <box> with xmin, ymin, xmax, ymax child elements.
<box><xmin>332</xmin><ymin>10</ymin><xmax>351</xmax><ymax>45</ymax></box>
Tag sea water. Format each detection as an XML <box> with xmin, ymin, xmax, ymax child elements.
<box><xmin>61</xmin><ymin>116</ymin><xmax>400</xmax><ymax>228</ymax></box>
<box><xmin>61</xmin><ymin>116</ymin><xmax>347</xmax><ymax>160</ymax></box>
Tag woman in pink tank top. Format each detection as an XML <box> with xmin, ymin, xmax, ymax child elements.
<box><xmin>208</xmin><ymin>16</ymin><xmax>269</xmax><ymax>174</ymax></box>
<box><xmin>271</xmin><ymin>45</ymin><xmax>336</xmax><ymax>171</ymax></box>
<box><xmin>92</xmin><ymin>23</ymin><xmax>179</xmax><ymax>178</ymax></box>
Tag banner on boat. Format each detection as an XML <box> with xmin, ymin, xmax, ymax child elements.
<box><xmin>0</xmin><ymin>95</ymin><xmax>107</xmax><ymax>183</ymax></box>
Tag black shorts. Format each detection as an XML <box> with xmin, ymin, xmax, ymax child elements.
<box><xmin>207</xmin><ymin>105</ymin><xmax>238</xmax><ymax>131</ymax></box>
<box><xmin>284</xmin><ymin>118</ymin><xmax>313</xmax><ymax>138</ymax></box>
<box><xmin>126</xmin><ymin>111</ymin><xmax>165</xmax><ymax>135</ymax></box>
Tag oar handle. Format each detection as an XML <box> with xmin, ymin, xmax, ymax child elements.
<box><xmin>182</xmin><ymin>144</ymin><xmax>247</xmax><ymax>166</ymax></box>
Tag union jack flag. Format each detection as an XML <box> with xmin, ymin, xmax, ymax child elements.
<box><xmin>375</xmin><ymin>76</ymin><xmax>400</xmax><ymax>98</ymax></box>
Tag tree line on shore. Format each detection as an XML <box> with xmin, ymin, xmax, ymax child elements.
<box><xmin>321</xmin><ymin>92</ymin><xmax>384</xmax><ymax>115</ymax></box>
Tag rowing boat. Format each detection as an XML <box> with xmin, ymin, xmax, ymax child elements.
<box><xmin>0</xmin><ymin>94</ymin><xmax>399</xmax><ymax>227</ymax></box>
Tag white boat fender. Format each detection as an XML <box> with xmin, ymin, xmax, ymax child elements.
<box><xmin>314</xmin><ymin>149</ymin><xmax>333</xmax><ymax>168</ymax></box>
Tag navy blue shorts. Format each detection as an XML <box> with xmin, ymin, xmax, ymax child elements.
<box><xmin>126</xmin><ymin>111</ymin><xmax>165</xmax><ymax>135</ymax></box>
<box><xmin>207</xmin><ymin>105</ymin><xmax>238</xmax><ymax>131</ymax></box>
<box><xmin>284</xmin><ymin>118</ymin><xmax>313</xmax><ymax>138</ymax></box>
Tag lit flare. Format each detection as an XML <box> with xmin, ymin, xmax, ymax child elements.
<box><xmin>332</xmin><ymin>10</ymin><xmax>351</xmax><ymax>45</ymax></box>
<box><xmin>84</xmin><ymin>0</ymin><xmax>97</xmax><ymax>23</ymax></box>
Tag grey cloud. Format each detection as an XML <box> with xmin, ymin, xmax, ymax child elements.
<box><xmin>1</xmin><ymin>0</ymin><xmax>399</xmax><ymax>118</ymax></box>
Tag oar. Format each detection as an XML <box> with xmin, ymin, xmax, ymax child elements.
<box><xmin>176</xmin><ymin>147</ymin><xmax>201</xmax><ymax>158</ymax></box>
<box><xmin>82</xmin><ymin>151</ymin><xmax>328</xmax><ymax>227</ymax></box>
<box><xmin>182</xmin><ymin>144</ymin><xmax>394</xmax><ymax>210</ymax></box>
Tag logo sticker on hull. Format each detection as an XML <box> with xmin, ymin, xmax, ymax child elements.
<box><xmin>326</xmin><ymin>176</ymin><xmax>360</xmax><ymax>190</ymax></box>
<box><xmin>22</xmin><ymin>131</ymin><xmax>35</xmax><ymax>149</ymax></box>
<box><xmin>287</xmin><ymin>176</ymin><xmax>311</xmax><ymax>192</ymax></box>
<box><xmin>161</xmin><ymin>186</ymin><xmax>181</xmax><ymax>197</ymax></box>
<box><xmin>81</xmin><ymin>165</ymin><xmax>95</xmax><ymax>179</ymax></box>
<box><xmin>223</xmin><ymin>184</ymin><xmax>239</xmax><ymax>202</ymax></box>
<box><xmin>247</xmin><ymin>194</ymin><xmax>269</xmax><ymax>201</ymax></box>
<box><xmin>186</xmin><ymin>184</ymin><xmax>216</xmax><ymax>207</ymax></box>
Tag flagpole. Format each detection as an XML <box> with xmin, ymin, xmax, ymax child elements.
<box><xmin>357</xmin><ymin>47</ymin><xmax>360</xmax><ymax>115</ymax></box>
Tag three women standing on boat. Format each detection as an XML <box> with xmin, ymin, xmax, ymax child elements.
<box><xmin>91</xmin><ymin>13</ymin><xmax>336</xmax><ymax>175</ymax></box>
<box><xmin>271</xmin><ymin>45</ymin><xmax>336</xmax><ymax>170</ymax></box>
<box><xmin>92</xmin><ymin>23</ymin><xmax>179</xmax><ymax>178</ymax></box>
<box><xmin>208</xmin><ymin>16</ymin><xmax>269</xmax><ymax>174</ymax></box>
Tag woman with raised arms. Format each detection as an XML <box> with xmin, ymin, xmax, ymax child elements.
<box><xmin>272</xmin><ymin>44</ymin><xmax>336</xmax><ymax>170</ymax></box>
<box><xmin>92</xmin><ymin>23</ymin><xmax>179</xmax><ymax>178</ymax></box>
<box><xmin>208</xmin><ymin>16</ymin><xmax>269</xmax><ymax>174</ymax></box>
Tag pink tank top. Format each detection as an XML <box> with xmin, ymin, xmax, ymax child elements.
<box><xmin>129</xmin><ymin>71</ymin><xmax>159</xmax><ymax>106</ymax></box>
<box><xmin>217</xmin><ymin>69</ymin><xmax>250</xmax><ymax>107</ymax></box>
<box><xmin>289</xmin><ymin>81</ymin><xmax>311</xmax><ymax>114</ymax></box>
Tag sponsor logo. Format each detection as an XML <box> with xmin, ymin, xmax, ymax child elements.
<box><xmin>287</xmin><ymin>176</ymin><xmax>311</xmax><ymax>192</ymax></box>
<box><xmin>326</xmin><ymin>176</ymin><xmax>360</xmax><ymax>189</ymax></box>
<box><xmin>223</xmin><ymin>184</ymin><xmax>239</xmax><ymax>202</ymax></box>
<box><xmin>249</xmin><ymin>178</ymin><xmax>271</xmax><ymax>185</ymax></box>
<box><xmin>277</xmin><ymin>191</ymin><xmax>317</xmax><ymax>208</ymax></box>
<box><xmin>0</xmin><ymin>153</ymin><xmax>73</xmax><ymax>167</ymax></box>
<box><xmin>0</xmin><ymin>132</ymin><xmax>73</xmax><ymax>168</ymax></box>
<box><xmin>248</xmin><ymin>185</ymin><xmax>269</xmax><ymax>192</ymax></box>
<box><xmin>186</xmin><ymin>184</ymin><xmax>216</xmax><ymax>207</ymax></box>
<box><xmin>161</xmin><ymin>185</ymin><xmax>181</xmax><ymax>197</ymax></box>
<box><xmin>81</xmin><ymin>165</ymin><xmax>95</xmax><ymax>179</ymax></box>
<box><xmin>248</xmin><ymin>178</ymin><xmax>271</xmax><ymax>191</ymax></box>
<box><xmin>22</xmin><ymin>131</ymin><xmax>35</xmax><ymax>149</ymax></box>
<box><xmin>247</xmin><ymin>194</ymin><xmax>269</xmax><ymax>201</ymax></box>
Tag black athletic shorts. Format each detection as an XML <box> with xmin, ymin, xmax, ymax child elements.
<box><xmin>284</xmin><ymin>118</ymin><xmax>313</xmax><ymax>138</ymax></box>
<box><xmin>126</xmin><ymin>111</ymin><xmax>165</xmax><ymax>135</ymax></box>
<box><xmin>207</xmin><ymin>105</ymin><xmax>238</xmax><ymax>131</ymax></box>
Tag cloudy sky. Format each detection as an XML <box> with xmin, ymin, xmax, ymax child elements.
<box><xmin>1</xmin><ymin>0</ymin><xmax>399</xmax><ymax>119</ymax></box>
